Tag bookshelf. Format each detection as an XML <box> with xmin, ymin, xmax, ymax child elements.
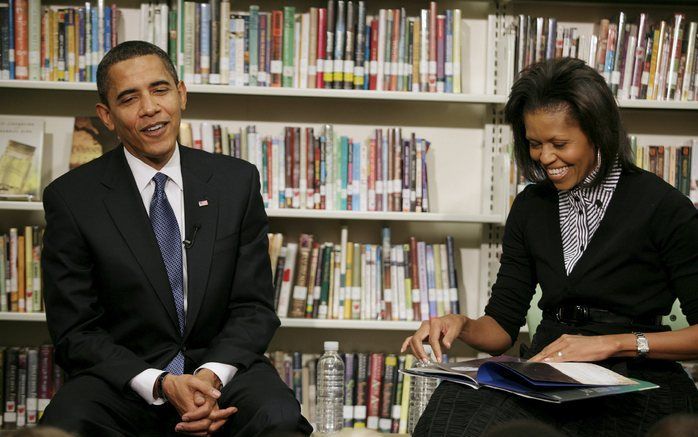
<box><xmin>1</xmin><ymin>0</ymin><xmax>698</xmax><ymax>433</ymax></box>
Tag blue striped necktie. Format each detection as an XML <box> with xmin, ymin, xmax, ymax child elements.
<box><xmin>149</xmin><ymin>172</ymin><xmax>185</xmax><ymax>375</ymax></box>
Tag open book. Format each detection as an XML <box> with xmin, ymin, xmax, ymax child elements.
<box><xmin>401</xmin><ymin>355</ymin><xmax>659</xmax><ymax>403</ymax></box>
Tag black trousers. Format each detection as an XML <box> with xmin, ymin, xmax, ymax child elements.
<box><xmin>41</xmin><ymin>359</ymin><xmax>312</xmax><ymax>437</ymax></box>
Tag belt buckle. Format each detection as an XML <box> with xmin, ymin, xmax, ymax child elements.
<box><xmin>573</xmin><ymin>305</ymin><xmax>589</xmax><ymax>323</ymax></box>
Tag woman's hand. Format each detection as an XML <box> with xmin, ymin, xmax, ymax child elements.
<box><xmin>529</xmin><ymin>334</ymin><xmax>621</xmax><ymax>362</ymax></box>
<box><xmin>400</xmin><ymin>314</ymin><xmax>469</xmax><ymax>362</ymax></box>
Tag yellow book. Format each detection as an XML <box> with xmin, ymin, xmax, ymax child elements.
<box><xmin>67</xmin><ymin>9</ymin><xmax>76</xmax><ymax>81</ymax></box>
<box><xmin>399</xmin><ymin>354</ymin><xmax>414</xmax><ymax>433</ymax></box>
<box><xmin>647</xmin><ymin>24</ymin><xmax>665</xmax><ymax>100</ymax></box>
<box><xmin>18</xmin><ymin>235</ymin><xmax>26</xmax><ymax>312</ymax></box>
<box><xmin>344</xmin><ymin>241</ymin><xmax>353</xmax><ymax>319</ymax></box>
<box><xmin>433</xmin><ymin>243</ymin><xmax>444</xmax><ymax>317</ymax></box>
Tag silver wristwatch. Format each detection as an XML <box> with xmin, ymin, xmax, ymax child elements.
<box><xmin>634</xmin><ymin>332</ymin><xmax>650</xmax><ymax>357</ymax></box>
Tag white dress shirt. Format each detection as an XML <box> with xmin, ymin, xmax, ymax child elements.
<box><xmin>124</xmin><ymin>146</ymin><xmax>237</xmax><ymax>405</ymax></box>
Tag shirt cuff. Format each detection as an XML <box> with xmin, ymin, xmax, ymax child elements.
<box><xmin>195</xmin><ymin>362</ymin><xmax>238</xmax><ymax>387</ymax></box>
<box><xmin>129</xmin><ymin>368</ymin><xmax>166</xmax><ymax>405</ymax></box>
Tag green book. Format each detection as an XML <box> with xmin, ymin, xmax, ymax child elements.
<box><xmin>281</xmin><ymin>7</ymin><xmax>295</xmax><ymax>87</ymax></box>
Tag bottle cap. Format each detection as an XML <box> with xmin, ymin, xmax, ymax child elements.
<box><xmin>324</xmin><ymin>341</ymin><xmax>339</xmax><ymax>351</ymax></box>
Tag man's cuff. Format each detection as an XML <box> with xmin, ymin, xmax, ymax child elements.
<box><xmin>195</xmin><ymin>362</ymin><xmax>238</xmax><ymax>387</ymax></box>
<box><xmin>129</xmin><ymin>368</ymin><xmax>166</xmax><ymax>405</ymax></box>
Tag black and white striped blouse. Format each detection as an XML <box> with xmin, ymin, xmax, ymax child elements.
<box><xmin>559</xmin><ymin>161</ymin><xmax>622</xmax><ymax>275</ymax></box>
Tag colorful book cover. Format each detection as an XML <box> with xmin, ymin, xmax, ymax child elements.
<box><xmin>69</xmin><ymin>116</ymin><xmax>118</xmax><ymax>170</ymax></box>
<box><xmin>0</xmin><ymin>117</ymin><xmax>44</xmax><ymax>200</ymax></box>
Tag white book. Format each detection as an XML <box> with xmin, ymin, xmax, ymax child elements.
<box><xmin>183</xmin><ymin>2</ymin><xmax>196</xmax><ymax>83</ymax></box>
<box><xmin>376</xmin><ymin>9</ymin><xmax>386</xmax><ymax>91</ymax></box>
<box><xmin>276</xmin><ymin>243</ymin><xmax>298</xmax><ymax>317</ymax></box>
<box><xmin>619</xmin><ymin>27</ymin><xmax>638</xmax><ymax>101</ymax></box>
<box><xmin>200</xmin><ymin>122</ymin><xmax>214</xmax><ymax>153</ymax></box>
<box><xmin>272</xmin><ymin>138</ymin><xmax>280</xmax><ymax>208</ymax></box>
<box><xmin>339</xmin><ymin>226</ymin><xmax>348</xmax><ymax>319</ymax></box>
<box><xmin>360</xmin><ymin>139</ymin><xmax>369</xmax><ymax>211</ymax></box>
<box><xmin>219</xmin><ymin>0</ymin><xmax>230</xmax><ymax>84</ymax></box>
<box><xmin>420</xmin><ymin>9</ymin><xmax>429</xmax><ymax>92</ymax></box>
<box><xmin>28</xmin><ymin>0</ymin><xmax>41</xmax><ymax>80</ymax></box>
<box><xmin>396</xmin><ymin>245</ymin><xmax>407</xmax><ymax>321</ymax></box>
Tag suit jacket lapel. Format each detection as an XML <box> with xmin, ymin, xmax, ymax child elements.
<box><xmin>101</xmin><ymin>147</ymin><xmax>181</xmax><ymax>329</ymax></box>
<box><xmin>180</xmin><ymin>147</ymin><xmax>218</xmax><ymax>339</ymax></box>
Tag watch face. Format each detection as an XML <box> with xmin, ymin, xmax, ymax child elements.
<box><xmin>637</xmin><ymin>337</ymin><xmax>650</xmax><ymax>354</ymax></box>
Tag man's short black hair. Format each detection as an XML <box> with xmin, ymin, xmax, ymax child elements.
<box><xmin>504</xmin><ymin>57</ymin><xmax>637</xmax><ymax>188</ymax></box>
<box><xmin>96</xmin><ymin>40</ymin><xmax>179</xmax><ymax>105</ymax></box>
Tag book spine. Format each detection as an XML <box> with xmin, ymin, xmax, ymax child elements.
<box><xmin>323</xmin><ymin>0</ymin><xmax>335</xmax><ymax>89</ymax></box>
<box><xmin>316</xmin><ymin>7</ymin><xmax>326</xmax><ymax>88</ymax></box>
<box><xmin>332</xmin><ymin>0</ymin><xmax>344</xmax><ymax>89</ymax></box>
<box><xmin>290</xmin><ymin>234</ymin><xmax>313</xmax><ymax>318</ymax></box>
<box><xmin>248</xmin><ymin>5</ymin><xmax>258</xmax><ymax>87</ymax></box>
<box><xmin>281</xmin><ymin>6</ymin><xmax>294</xmax><ymax>87</ymax></box>
<box><xmin>342</xmin><ymin>0</ymin><xmax>354</xmax><ymax>89</ymax></box>
<box><xmin>378</xmin><ymin>354</ymin><xmax>396</xmax><ymax>432</ymax></box>
<box><xmin>366</xmin><ymin>352</ymin><xmax>384</xmax><ymax>430</ymax></box>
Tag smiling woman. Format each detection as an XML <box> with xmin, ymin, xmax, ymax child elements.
<box><xmin>402</xmin><ymin>58</ymin><xmax>698</xmax><ymax>437</ymax></box>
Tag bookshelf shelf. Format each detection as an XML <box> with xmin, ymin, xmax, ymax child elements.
<box><xmin>0</xmin><ymin>201</ymin><xmax>44</xmax><ymax>211</ymax></box>
<box><xmin>0</xmin><ymin>202</ymin><xmax>503</xmax><ymax>223</ymax></box>
<box><xmin>267</xmin><ymin>209</ymin><xmax>505</xmax><ymax>223</ymax></box>
<box><xmin>279</xmin><ymin>318</ymin><xmax>421</xmax><ymax>331</ymax></box>
<box><xmin>616</xmin><ymin>100</ymin><xmax>698</xmax><ymax>111</ymax></box>
<box><xmin>0</xmin><ymin>312</ymin><xmax>47</xmax><ymax>322</ymax></box>
<box><xmin>0</xmin><ymin>313</ymin><xmax>531</xmax><ymax>333</ymax></box>
<box><xmin>0</xmin><ymin>79</ymin><xmax>506</xmax><ymax>104</ymax></box>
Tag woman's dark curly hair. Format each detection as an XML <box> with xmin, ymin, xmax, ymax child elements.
<box><xmin>504</xmin><ymin>57</ymin><xmax>637</xmax><ymax>187</ymax></box>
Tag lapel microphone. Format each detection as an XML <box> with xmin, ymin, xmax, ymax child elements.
<box><xmin>183</xmin><ymin>224</ymin><xmax>201</xmax><ymax>249</ymax></box>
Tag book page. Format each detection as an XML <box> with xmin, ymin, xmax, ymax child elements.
<box><xmin>547</xmin><ymin>363</ymin><xmax>637</xmax><ymax>386</ymax></box>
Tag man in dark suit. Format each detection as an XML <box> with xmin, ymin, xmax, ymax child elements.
<box><xmin>40</xmin><ymin>41</ymin><xmax>312</xmax><ymax>437</ymax></box>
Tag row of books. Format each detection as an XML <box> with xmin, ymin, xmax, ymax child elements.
<box><xmin>509</xmin><ymin>12</ymin><xmax>698</xmax><ymax>101</ymax></box>
<box><xmin>143</xmin><ymin>0</ymin><xmax>466</xmax><ymax>92</ymax></box>
<box><xmin>1</xmin><ymin>227</ymin><xmax>43</xmax><ymax>314</ymax></box>
<box><xmin>0</xmin><ymin>0</ymin><xmax>119</xmax><ymax>81</ymax></box>
<box><xmin>179</xmin><ymin>123</ymin><xmax>431</xmax><ymax>212</ymax></box>
<box><xmin>270</xmin><ymin>350</ymin><xmax>449</xmax><ymax>433</ymax></box>
<box><xmin>630</xmin><ymin>139</ymin><xmax>695</xmax><ymax>196</ymax></box>
<box><xmin>269</xmin><ymin>228</ymin><xmax>459</xmax><ymax>322</ymax></box>
<box><xmin>0</xmin><ymin>345</ymin><xmax>64</xmax><ymax>429</ymax></box>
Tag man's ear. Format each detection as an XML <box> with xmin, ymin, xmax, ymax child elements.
<box><xmin>177</xmin><ymin>80</ymin><xmax>188</xmax><ymax>111</ymax></box>
<box><xmin>95</xmin><ymin>102</ymin><xmax>115</xmax><ymax>131</ymax></box>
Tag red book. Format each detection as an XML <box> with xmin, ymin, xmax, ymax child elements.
<box><xmin>14</xmin><ymin>0</ymin><xmax>29</xmax><ymax>79</ymax></box>
<box><xmin>369</xmin><ymin>18</ymin><xmax>378</xmax><ymax>90</ymax></box>
<box><xmin>316</xmin><ymin>8</ymin><xmax>327</xmax><ymax>88</ymax></box>
<box><xmin>389</xmin><ymin>9</ymin><xmax>400</xmax><ymax>91</ymax></box>
<box><xmin>366</xmin><ymin>353</ymin><xmax>385</xmax><ymax>430</ymax></box>
<box><xmin>368</xmin><ymin>138</ymin><xmax>376</xmax><ymax>211</ymax></box>
<box><xmin>293</xmin><ymin>127</ymin><xmax>301</xmax><ymax>208</ymax></box>
<box><xmin>314</xmin><ymin>136</ymin><xmax>321</xmax><ymax>209</ymax></box>
<box><xmin>284</xmin><ymin>127</ymin><xmax>293</xmax><ymax>207</ymax></box>
<box><xmin>271</xmin><ymin>10</ymin><xmax>283</xmax><ymax>87</ymax></box>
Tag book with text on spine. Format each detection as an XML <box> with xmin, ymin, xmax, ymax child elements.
<box><xmin>401</xmin><ymin>355</ymin><xmax>659</xmax><ymax>403</ymax></box>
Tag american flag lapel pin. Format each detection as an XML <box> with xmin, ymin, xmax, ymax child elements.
<box><xmin>198</xmin><ymin>199</ymin><xmax>209</xmax><ymax>207</ymax></box>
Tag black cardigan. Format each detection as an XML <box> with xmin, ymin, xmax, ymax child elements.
<box><xmin>485</xmin><ymin>168</ymin><xmax>698</xmax><ymax>343</ymax></box>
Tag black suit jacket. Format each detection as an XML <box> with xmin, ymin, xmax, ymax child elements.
<box><xmin>484</xmin><ymin>169</ymin><xmax>698</xmax><ymax>342</ymax></box>
<box><xmin>42</xmin><ymin>145</ymin><xmax>279</xmax><ymax>392</ymax></box>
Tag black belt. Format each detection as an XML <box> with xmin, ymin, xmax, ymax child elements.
<box><xmin>544</xmin><ymin>304</ymin><xmax>662</xmax><ymax>327</ymax></box>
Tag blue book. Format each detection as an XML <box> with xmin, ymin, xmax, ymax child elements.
<box><xmin>363</xmin><ymin>21</ymin><xmax>371</xmax><ymax>90</ymax></box>
<box><xmin>403</xmin><ymin>355</ymin><xmax>659</xmax><ymax>404</ymax></box>
<box><xmin>200</xmin><ymin>3</ymin><xmax>210</xmax><ymax>83</ymax></box>
<box><xmin>248</xmin><ymin>5</ymin><xmax>259</xmax><ymax>87</ymax></box>
<box><xmin>104</xmin><ymin>6</ymin><xmax>112</xmax><ymax>53</ymax></box>
<box><xmin>8</xmin><ymin>0</ymin><xmax>15</xmax><ymax>79</ymax></box>
<box><xmin>340</xmin><ymin>136</ymin><xmax>349</xmax><ymax>210</ymax></box>
<box><xmin>352</xmin><ymin>140</ymin><xmax>360</xmax><ymax>211</ymax></box>
<box><xmin>91</xmin><ymin>6</ymin><xmax>99</xmax><ymax>81</ymax></box>
<box><xmin>78</xmin><ymin>8</ymin><xmax>86</xmax><ymax>82</ymax></box>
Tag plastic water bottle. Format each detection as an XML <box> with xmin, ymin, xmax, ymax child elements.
<box><xmin>315</xmin><ymin>341</ymin><xmax>345</xmax><ymax>434</ymax></box>
<box><xmin>407</xmin><ymin>345</ymin><xmax>438</xmax><ymax>435</ymax></box>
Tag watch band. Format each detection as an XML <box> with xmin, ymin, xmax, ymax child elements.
<box><xmin>156</xmin><ymin>371</ymin><xmax>170</xmax><ymax>401</ymax></box>
<box><xmin>633</xmin><ymin>332</ymin><xmax>650</xmax><ymax>357</ymax></box>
